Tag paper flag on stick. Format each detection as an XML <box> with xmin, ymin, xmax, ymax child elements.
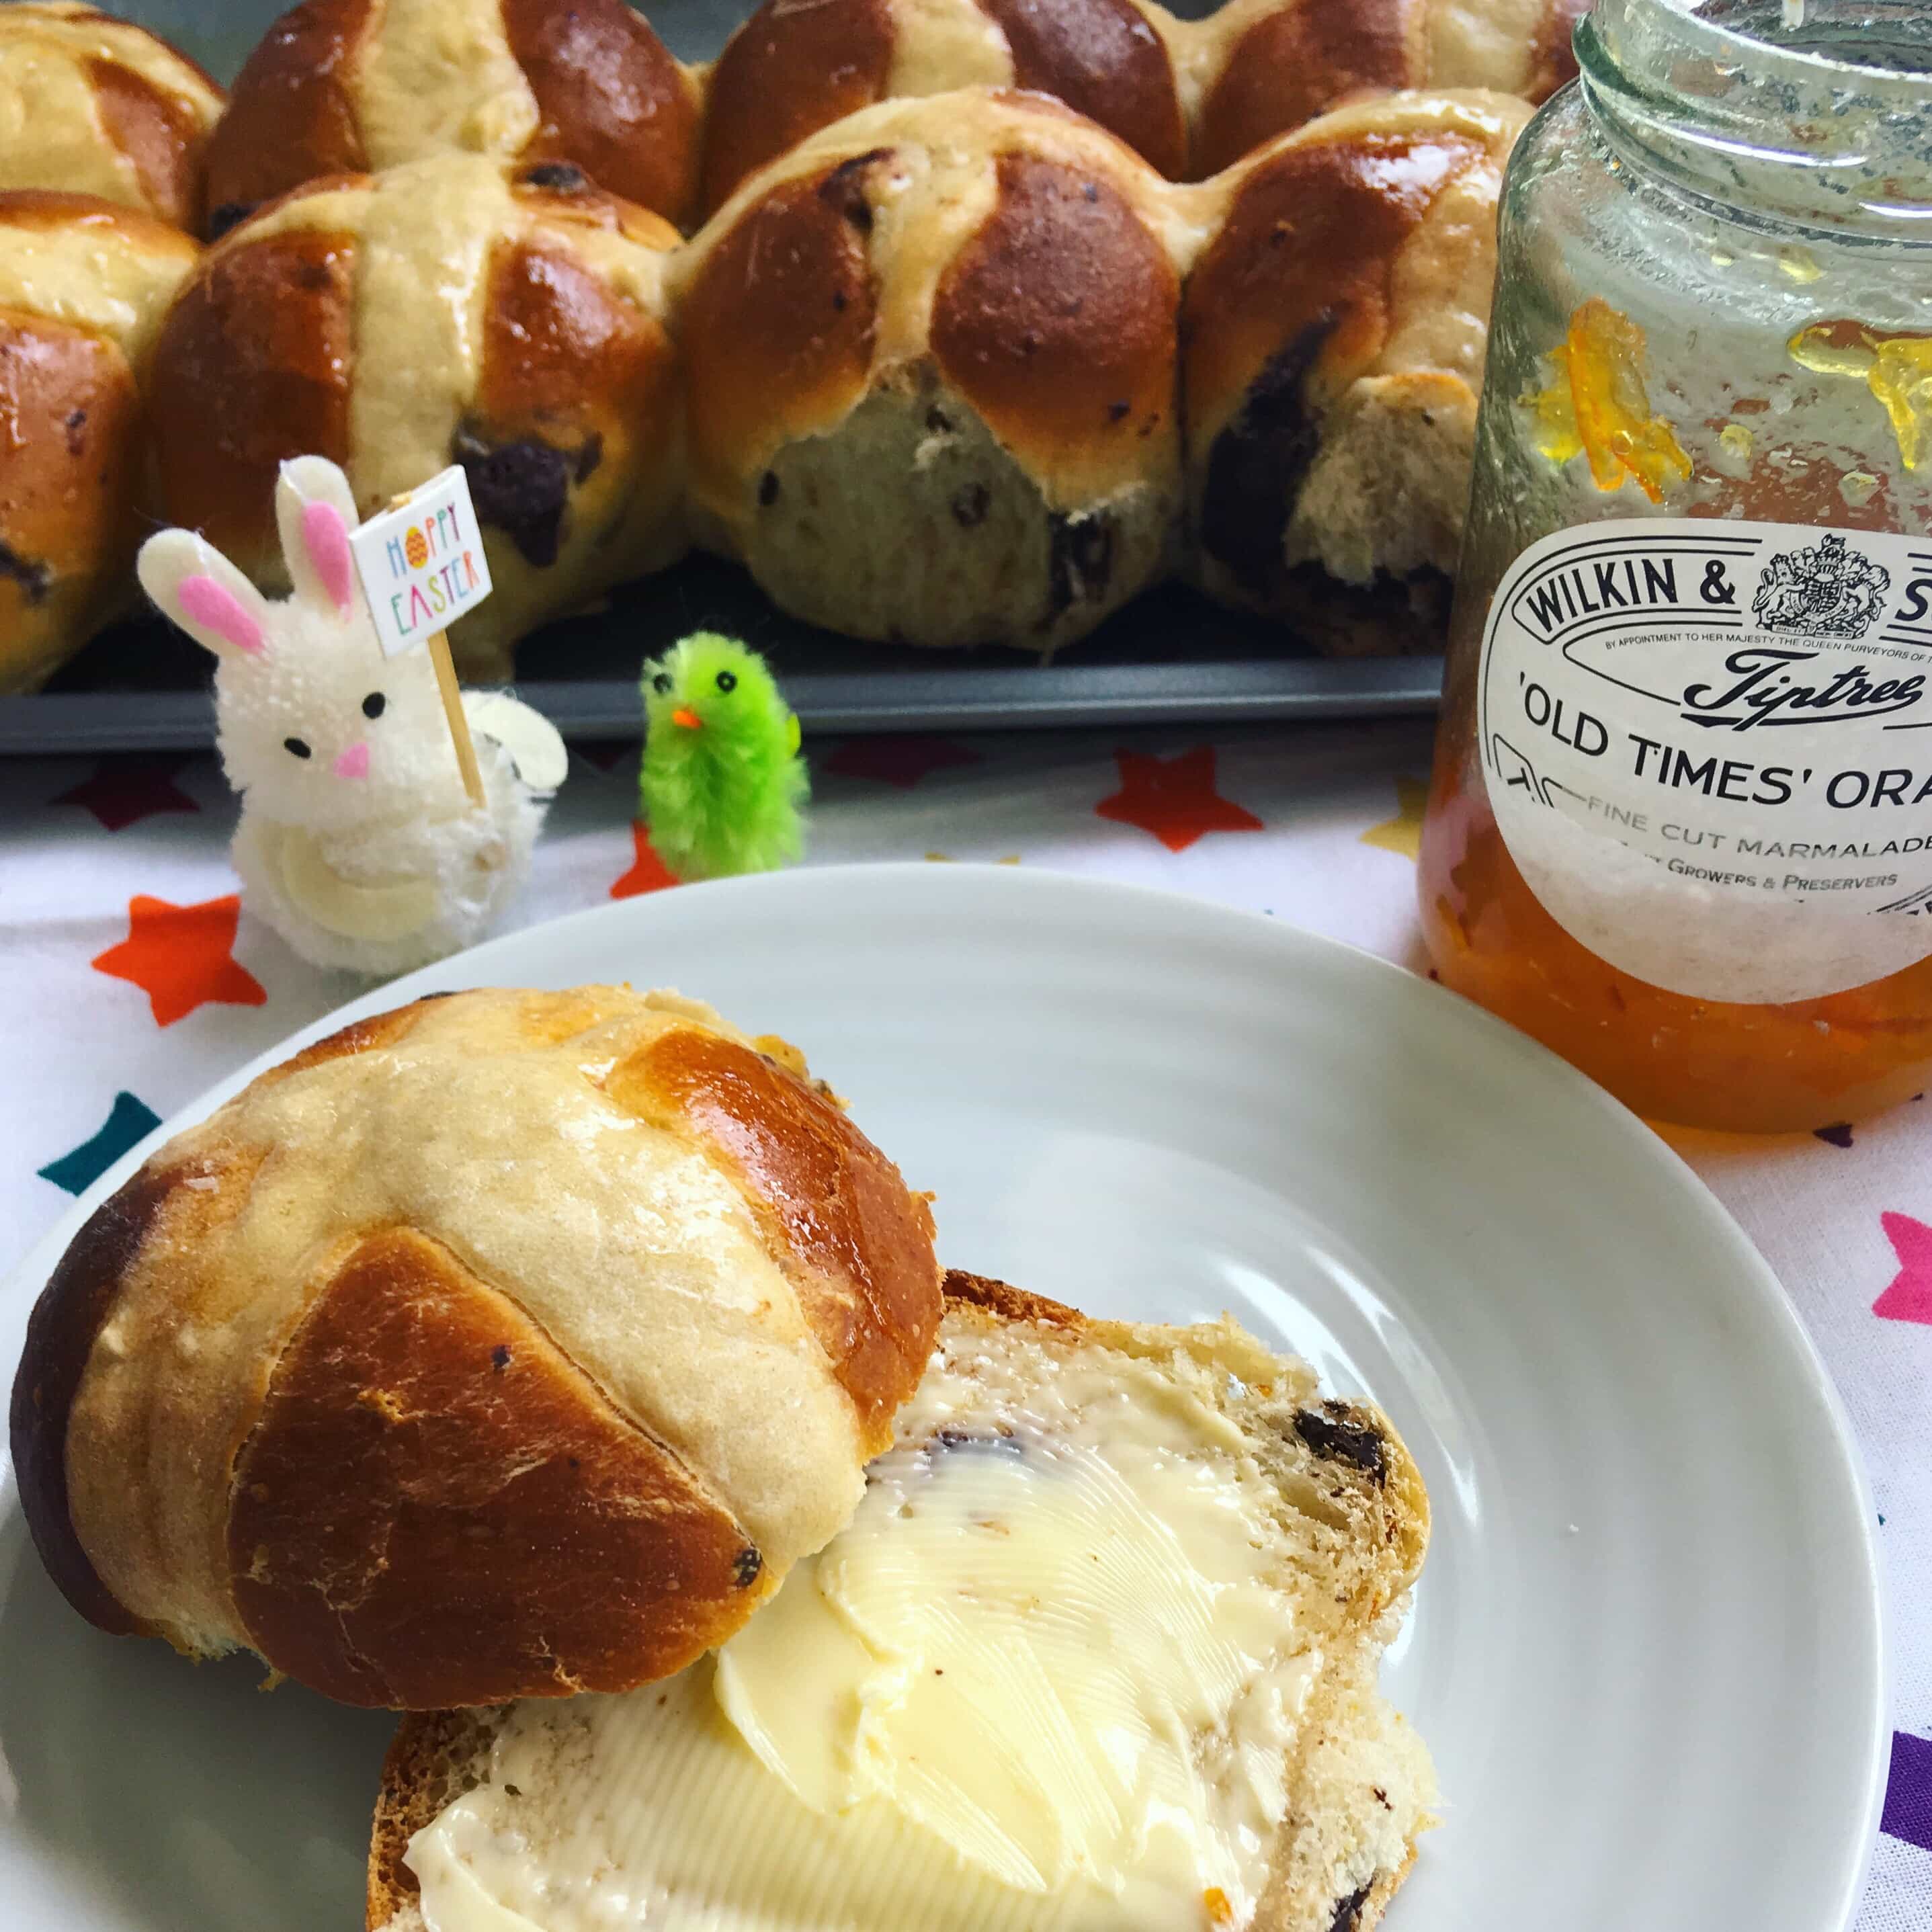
<box><xmin>349</xmin><ymin>467</ymin><xmax>494</xmax><ymax>657</ymax></box>
<box><xmin>349</xmin><ymin>468</ymin><xmax>493</xmax><ymax>808</ymax></box>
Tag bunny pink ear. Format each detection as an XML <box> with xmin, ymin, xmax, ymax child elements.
<box><xmin>178</xmin><ymin>575</ymin><xmax>264</xmax><ymax>655</ymax></box>
<box><xmin>300</xmin><ymin>501</ymin><xmax>355</xmax><ymax>616</ymax></box>
<box><xmin>276</xmin><ymin>456</ymin><xmax>366</xmax><ymax>621</ymax></box>
<box><xmin>136</xmin><ymin>530</ymin><xmax>272</xmax><ymax>663</ymax></box>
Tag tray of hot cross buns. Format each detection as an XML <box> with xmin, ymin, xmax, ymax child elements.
<box><xmin>0</xmin><ymin>0</ymin><xmax>1587</xmax><ymax>748</ymax></box>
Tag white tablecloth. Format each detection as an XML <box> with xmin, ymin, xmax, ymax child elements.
<box><xmin>1</xmin><ymin>716</ymin><xmax>1926</xmax><ymax>1924</ymax></box>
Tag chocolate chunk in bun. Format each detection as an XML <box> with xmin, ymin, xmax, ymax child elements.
<box><xmin>9</xmin><ymin>987</ymin><xmax>943</xmax><ymax>1710</ymax></box>
<box><xmin>677</xmin><ymin>89</ymin><xmax>1188</xmax><ymax>656</ymax></box>
<box><xmin>0</xmin><ymin>190</ymin><xmax>200</xmax><ymax>693</ymax></box>
<box><xmin>203</xmin><ymin>0</ymin><xmax>702</xmax><ymax>237</ymax></box>
<box><xmin>0</xmin><ymin>5</ymin><xmax>224</xmax><ymax>231</ymax></box>
<box><xmin>1182</xmin><ymin>89</ymin><xmax>1531</xmax><ymax>655</ymax></box>
<box><xmin>149</xmin><ymin>153</ymin><xmax>687</xmax><ymax>681</ymax></box>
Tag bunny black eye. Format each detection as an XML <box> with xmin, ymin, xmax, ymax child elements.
<box><xmin>284</xmin><ymin>737</ymin><xmax>312</xmax><ymax>759</ymax></box>
<box><xmin>653</xmin><ymin>672</ymin><xmax>673</xmax><ymax>696</ymax></box>
<box><xmin>362</xmin><ymin>691</ymin><xmax>386</xmax><ymax>720</ymax></box>
<box><xmin>716</xmin><ymin>669</ymin><xmax>737</xmax><ymax>693</ymax></box>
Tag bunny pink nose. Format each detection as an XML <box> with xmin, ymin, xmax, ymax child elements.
<box><xmin>333</xmin><ymin>742</ymin><xmax>370</xmax><ymax>780</ymax></box>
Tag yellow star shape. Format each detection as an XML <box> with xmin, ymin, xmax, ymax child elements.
<box><xmin>1360</xmin><ymin>777</ymin><xmax>1430</xmax><ymax>861</ymax></box>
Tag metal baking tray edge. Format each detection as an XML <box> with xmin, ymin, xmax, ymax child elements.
<box><xmin>0</xmin><ymin>655</ymin><xmax>1444</xmax><ymax>753</ymax></box>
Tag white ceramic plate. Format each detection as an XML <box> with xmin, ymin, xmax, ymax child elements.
<box><xmin>0</xmin><ymin>866</ymin><xmax>1887</xmax><ymax>1932</ymax></box>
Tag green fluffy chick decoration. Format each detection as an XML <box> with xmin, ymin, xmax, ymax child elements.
<box><xmin>639</xmin><ymin>634</ymin><xmax>808</xmax><ymax>880</ymax></box>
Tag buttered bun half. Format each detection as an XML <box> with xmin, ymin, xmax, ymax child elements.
<box><xmin>9</xmin><ymin>986</ymin><xmax>941</xmax><ymax>1710</ymax></box>
<box><xmin>372</xmin><ymin>1273</ymin><xmax>1433</xmax><ymax>1932</ymax></box>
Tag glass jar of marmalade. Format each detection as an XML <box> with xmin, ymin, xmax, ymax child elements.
<box><xmin>1419</xmin><ymin>0</ymin><xmax>1932</xmax><ymax>1131</ymax></box>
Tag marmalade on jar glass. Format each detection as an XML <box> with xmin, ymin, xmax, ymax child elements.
<box><xmin>1420</xmin><ymin>0</ymin><xmax>1932</xmax><ymax>1131</ymax></box>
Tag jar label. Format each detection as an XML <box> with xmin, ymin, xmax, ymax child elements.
<box><xmin>1479</xmin><ymin>517</ymin><xmax>1932</xmax><ymax>1004</ymax></box>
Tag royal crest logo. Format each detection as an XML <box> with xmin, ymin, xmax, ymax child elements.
<box><xmin>1751</xmin><ymin>533</ymin><xmax>1891</xmax><ymax>639</ymax></box>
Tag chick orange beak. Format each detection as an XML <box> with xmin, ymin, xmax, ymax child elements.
<box><xmin>672</xmin><ymin>708</ymin><xmax>703</xmax><ymax>731</ymax></box>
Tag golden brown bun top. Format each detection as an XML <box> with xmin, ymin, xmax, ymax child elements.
<box><xmin>677</xmin><ymin>89</ymin><xmax>1202</xmax><ymax>508</ymax></box>
<box><xmin>696</xmin><ymin>0</ymin><xmax>1580</xmax><ymax>206</ymax></box>
<box><xmin>11</xmin><ymin>986</ymin><xmax>942</xmax><ymax>1708</ymax></box>
<box><xmin>1185</xmin><ymin>87</ymin><xmax>1531</xmax><ymax>425</ymax></box>
<box><xmin>0</xmin><ymin>187</ymin><xmax>199</xmax><ymax>364</ymax></box>
<box><xmin>151</xmin><ymin>150</ymin><xmax>678</xmax><ymax>581</ymax></box>
<box><xmin>203</xmin><ymin>0</ymin><xmax>702</xmax><ymax>235</ymax></box>
<box><xmin>0</xmin><ymin>5</ymin><xmax>223</xmax><ymax>228</ymax></box>
<box><xmin>698</xmin><ymin>0</ymin><xmax>1191</xmax><ymax>216</ymax></box>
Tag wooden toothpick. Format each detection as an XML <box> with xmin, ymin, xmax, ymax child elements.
<box><xmin>429</xmin><ymin>628</ymin><xmax>487</xmax><ymax>808</ymax></box>
<box><xmin>386</xmin><ymin>490</ymin><xmax>487</xmax><ymax>811</ymax></box>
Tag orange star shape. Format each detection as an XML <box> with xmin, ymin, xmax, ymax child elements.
<box><xmin>1095</xmin><ymin>747</ymin><xmax>1263</xmax><ymax>853</ymax></box>
<box><xmin>91</xmin><ymin>894</ymin><xmax>267</xmax><ymax>1027</ymax></box>
<box><xmin>612</xmin><ymin>821</ymin><xmax>679</xmax><ymax>898</ymax></box>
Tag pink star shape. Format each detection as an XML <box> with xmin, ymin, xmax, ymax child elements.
<box><xmin>1874</xmin><ymin>1211</ymin><xmax>1932</xmax><ymax>1326</ymax></box>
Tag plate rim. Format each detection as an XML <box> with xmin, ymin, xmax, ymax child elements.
<box><xmin>0</xmin><ymin>863</ymin><xmax>1892</xmax><ymax>1929</ymax></box>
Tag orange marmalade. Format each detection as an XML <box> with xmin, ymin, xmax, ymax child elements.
<box><xmin>1420</xmin><ymin>0</ymin><xmax>1932</xmax><ymax>1131</ymax></box>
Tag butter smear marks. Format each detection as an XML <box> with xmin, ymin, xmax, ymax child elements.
<box><xmin>1482</xmin><ymin>518</ymin><xmax>1932</xmax><ymax>1005</ymax></box>
<box><xmin>405</xmin><ymin>1322</ymin><xmax>1382</xmax><ymax>1932</ymax></box>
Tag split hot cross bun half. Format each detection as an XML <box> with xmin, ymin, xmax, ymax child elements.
<box><xmin>147</xmin><ymin>153</ymin><xmax>688</xmax><ymax>681</ymax></box>
<box><xmin>9</xmin><ymin>987</ymin><xmax>943</xmax><ymax>1711</ymax></box>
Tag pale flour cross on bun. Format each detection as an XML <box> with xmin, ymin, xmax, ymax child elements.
<box><xmin>7</xmin><ymin>986</ymin><xmax>943</xmax><ymax>1711</ymax></box>
<box><xmin>370</xmin><ymin>1273</ymin><xmax>1435</xmax><ymax>1932</ymax></box>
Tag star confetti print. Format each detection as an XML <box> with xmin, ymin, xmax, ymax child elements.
<box><xmin>612</xmin><ymin>823</ymin><xmax>679</xmax><ymax>899</ymax></box>
<box><xmin>823</xmin><ymin>735</ymin><xmax>982</xmax><ymax>789</ymax></box>
<box><xmin>1360</xmin><ymin>777</ymin><xmax>1429</xmax><ymax>860</ymax></box>
<box><xmin>52</xmin><ymin>755</ymin><xmax>199</xmax><ymax>832</ymax></box>
<box><xmin>91</xmin><ymin>893</ymin><xmax>267</xmax><ymax>1027</ymax></box>
<box><xmin>1874</xmin><ymin>1212</ymin><xmax>1932</xmax><ymax>1326</ymax></box>
<box><xmin>1095</xmin><ymin>747</ymin><xmax>1263</xmax><ymax>853</ymax></box>
<box><xmin>37</xmin><ymin>1091</ymin><xmax>161</xmax><ymax>1194</ymax></box>
<box><xmin>1884</xmin><ymin>1732</ymin><xmax>1932</xmax><ymax>1853</ymax></box>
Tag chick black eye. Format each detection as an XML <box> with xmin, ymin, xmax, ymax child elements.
<box><xmin>284</xmin><ymin>737</ymin><xmax>311</xmax><ymax>759</ymax></box>
<box><xmin>653</xmin><ymin>673</ymin><xmax>672</xmax><ymax>695</ymax></box>
<box><xmin>716</xmin><ymin>669</ymin><xmax>737</xmax><ymax>693</ymax></box>
<box><xmin>362</xmin><ymin>691</ymin><xmax>386</xmax><ymax>720</ymax></box>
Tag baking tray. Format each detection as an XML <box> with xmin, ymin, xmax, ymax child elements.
<box><xmin>9</xmin><ymin>1</ymin><xmax>1445</xmax><ymax>752</ymax></box>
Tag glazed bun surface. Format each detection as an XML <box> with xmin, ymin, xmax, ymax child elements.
<box><xmin>149</xmin><ymin>152</ymin><xmax>686</xmax><ymax>681</ymax></box>
<box><xmin>1183</xmin><ymin>89</ymin><xmax>1532</xmax><ymax>653</ymax></box>
<box><xmin>0</xmin><ymin>189</ymin><xmax>200</xmax><ymax>692</ymax></box>
<box><xmin>0</xmin><ymin>4</ymin><xmax>223</xmax><ymax>230</ymax></box>
<box><xmin>677</xmin><ymin>90</ymin><xmax>1198</xmax><ymax>655</ymax></box>
<box><xmin>9</xmin><ymin>986</ymin><xmax>943</xmax><ymax>1710</ymax></box>
<box><xmin>204</xmin><ymin>0</ymin><xmax>702</xmax><ymax>236</ymax></box>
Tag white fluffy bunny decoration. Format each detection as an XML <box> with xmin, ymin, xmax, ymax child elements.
<box><xmin>137</xmin><ymin>458</ymin><xmax>567</xmax><ymax>978</ymax></box>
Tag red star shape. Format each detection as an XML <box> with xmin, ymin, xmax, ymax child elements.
<box><xmin>1095</xmin><ymin>747</ymin><xmax>1263</xmax><ymax>853</ymax></box>
<box><xmin>53</xmin><ymin>755</ymin><xmax>200</xmax><ymax>832</ymax></box>
<box><xmin>91</xmin><ymin>894</ymin><xmax>267</xmax><ymax>1027</ymax></box>
<box><xmin>823</xmin><ymin>735</ymin><xmax>982</xmax><ymax>790</ymax></box>
<box><xmin>612</xmin><ymin>822</ymin><xmax>679</xmax><ymax>898</ymax></box>
<box><xmin>577</xmin><ymin>739</ymin><xmax>634</xmax><ymax>774</ymax></box>
<box><xmin>1875</xmin><ymin>1212</ymin><xmax>1932</xmax><ymax>1326</ymax></box>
